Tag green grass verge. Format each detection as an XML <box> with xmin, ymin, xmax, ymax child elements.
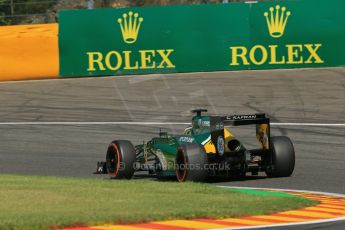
<box><xmin>0</xmin><ymin>175</ymin><xmax>317</xmax><ymax>230</ymax></box>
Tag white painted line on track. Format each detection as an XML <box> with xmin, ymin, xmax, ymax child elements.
<box><xmin>271</xmin><ymin>123</ymin><xmax>345</xmax><ymax>127</ymax></box>
<box><xmin>0</xmin><ymin>122</ymin><xmax>190</xmax><ymax>125</ymax></box>
<box><xmin>211</xmin><ymin>186</ymin><xmax>345</xmax><ymax>230</ymax></box>
<box><xmin>0</xmin><ymin>122</ymin><xmax>344</xmax><ymax>127</ymax></box>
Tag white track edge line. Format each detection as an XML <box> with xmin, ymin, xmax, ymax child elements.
<box><xmin>0</xmin><ymin>122</ymin><xmax>191</xmax><ymax>125</ymax></box>
<box><xmin>210</xmin><ymin>186</ymin><xmax>345</xmax><ymax>230</ymax></box>
<box><xmin>0</xmin><ymin>122</ymin><xmax>344</xmax><ymax>126</ymax></box>
<box><xmin>271</xmin><ymin>123</ymin><xmax>345</xmax><ymax>126</ymax></box>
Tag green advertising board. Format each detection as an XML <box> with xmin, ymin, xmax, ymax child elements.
<box><xmin>59</xmin><ymin>0</ymin><xmax>345</xmax><ymax>77</ymax></box>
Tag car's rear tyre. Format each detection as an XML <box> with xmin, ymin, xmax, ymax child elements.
<box><xmin>106</xmin><ymin>140</ymin><xmax>136</xmax><ymax>179</ymax></box>
<box><xmin>175</xmin><ymin>143</ymin><xmax>208</xmax><ymax>182</ymax></box>
<box><xmin>266</xmin><ymin>136</ymin><xmax>295</xmax><ymax>177</ymax></box>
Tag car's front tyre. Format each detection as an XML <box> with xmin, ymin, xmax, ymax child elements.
<box><xmin>106</xmin><ymin>140</ymin><xmax>136</xmax><ymax>179</ymax></box>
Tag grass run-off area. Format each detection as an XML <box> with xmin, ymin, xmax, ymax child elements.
<box><xmin>0</xmin><ymin>175</ymin><xmax>317</xmax><ymax>230</ymax></box>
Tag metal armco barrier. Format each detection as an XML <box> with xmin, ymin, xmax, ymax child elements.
<box><xmin>58</xmin><ymin>0</ymin><xmax>345</xmax><ymax>77</ymax></box>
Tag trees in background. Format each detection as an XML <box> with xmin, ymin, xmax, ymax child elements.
<box><xmin>0</xmin><ymin>0</ymin><xmax>248</xmax><ymax>25</ymax></box>
<box><xmin>0</xmin><ymin>0</ymin><xmax>58</xmax><ymax>25</ymax></box>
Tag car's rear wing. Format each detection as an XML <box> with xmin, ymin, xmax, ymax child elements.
<box><xmin>221</xmin><ymin>113</ymin><xmax>269</xmax><ymax>126</ymax></box>
<box><xmin>210</xmin><ymin>113</ymin><xmax>270</xmax><ymax>150</ymax></box>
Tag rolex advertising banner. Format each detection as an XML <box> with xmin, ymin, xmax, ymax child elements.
<box><xmin>59</xmin><ymin>0</ymin><xmax>345</xmax><ymax>77</ymax></box>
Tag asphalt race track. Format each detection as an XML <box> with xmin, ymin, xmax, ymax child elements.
<box><xmin>0</xmin><ymin>67</ymin><xmax>344</xmax><ymax>229</ymax></box>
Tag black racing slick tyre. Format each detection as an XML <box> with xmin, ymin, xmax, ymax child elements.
<box><xmin>266</xmin><ymin>136</ymin><xmax>295</xmax><ymax>178</ymax></box>
<box><xmin>175</xmin><ymin>143</ymin><xmax>208</xmax><ymax>182</ymax></box>
<box><xmin>106</xmin><ymin>140</ymin><xmax>136</xmax><ymax>179</ymax></box>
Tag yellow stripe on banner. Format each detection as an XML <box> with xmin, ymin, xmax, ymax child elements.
<box><xmin>154</xmin><ymin>220</ymin><xmax>227</xmax><ymax>229</ymax></box>
<box><xmin>306</xmin><ymin>207</ymin><xmax>345</xmax><ymax>214</ymax></box>
<box><xmin>251</xmin><ymin>215</ymin><xmax>312</xmax><ymax>222</ymax></box>
<box><xmin>220</xmin><ymin>218</ymin><xmax>273</xmax><ymax>225</ymax></box>
<box><xmin>284</xmin><ymin>210</ymin><xmax>338</xmax><ymax>218</ymax></box>
<box><xmin>92</xmin><ymin>225</ymin><xmax>150</xmax><ymax>230</ymax></box>
<box><xmin>0</xmin><ymin>24</ymin><xmax>59</xmax><ymax>81</ymax></box>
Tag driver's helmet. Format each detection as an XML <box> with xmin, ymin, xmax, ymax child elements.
<box><xmin>192</xmin><ymin>117</ymin><xmax>203</xmax><ymax>134</ymax></box>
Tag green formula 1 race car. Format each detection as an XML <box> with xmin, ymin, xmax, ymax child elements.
<box><xmin>95</xmin><ymin>109</ymin><xmax>295</xmax><ymax>182</ymax></box>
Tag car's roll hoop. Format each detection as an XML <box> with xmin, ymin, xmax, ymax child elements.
<box><xmin>191</xmin><ymin>108</ymin><xmax>208</xmax><ymax>116</ymax></box>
